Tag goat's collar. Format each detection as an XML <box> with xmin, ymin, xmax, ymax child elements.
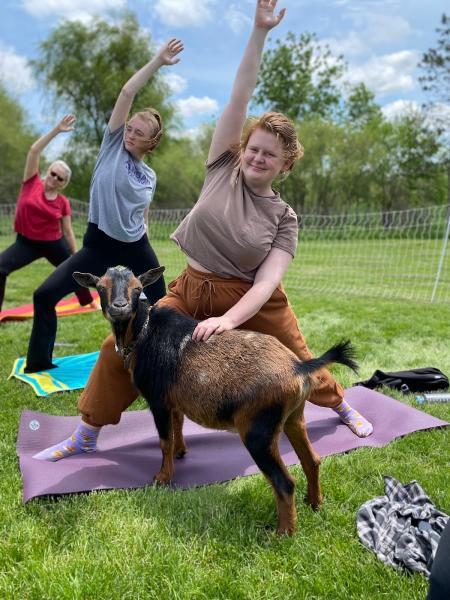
<box><xmin>114</xmin><ymin>341</ymin><xmax>135</xmax><ymax>370</ymax></box>
<box><xmin>114</xmin><ymin>307</ymin><xmax>151</xmax><ymax>369</ymax></box>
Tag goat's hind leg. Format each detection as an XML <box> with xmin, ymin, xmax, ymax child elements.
<box><xmin>150</xmin><ymin>402</ymin><xmax>175</xmax><ymax>485</ymax></box>
<box><xmin>237</xmin><ymin>410</ymin><xmax>297</xmax><ymax>536</ymax></box>
<box><xmin>284</xmin><ymin>407</ymin><xmax>322</xmax><ymax>509</ymax></box>
<box><xmin>173</xmin><ymin>409</ymin><xmax>187</xmax><ymax>459</ymax></box>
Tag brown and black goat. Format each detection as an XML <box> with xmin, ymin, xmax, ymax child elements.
<box><xmin>73</xmin><ymin>266</ymin><xmax>358</xmax><ymax>535</ymax></box>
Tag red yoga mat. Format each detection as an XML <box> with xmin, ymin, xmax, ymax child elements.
<box><xmin>0</xmin><ymin>292</ymin><xmax>99</xmax><ymax>322</ymax></box>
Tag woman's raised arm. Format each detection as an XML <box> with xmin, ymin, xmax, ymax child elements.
<box><xmin>108</xmin><ymin>38</ymin><xmax>184</xmax><ymax>133</ymax></box>
<box><xmin>23</xmin><ymin>115</ymin><xmax>75</xmax><ymax>182</ymax></box>
<box><xmin>207</xmin><ymin>0</ymin><xmax>285</xmax><ymax>163</ymax></box>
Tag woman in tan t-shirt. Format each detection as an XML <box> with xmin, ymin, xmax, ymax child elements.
<box><xmin>34</xmin><ymin>0</ymin><xmax>372</xmax><ymax>463</ymax></box>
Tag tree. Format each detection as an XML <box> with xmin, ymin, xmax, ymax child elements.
<box><xmin>418</xmin><ymin>14</ymin><xmax>450</xmax><ymax>209</ymax></box>
<box><xmin>341</xmin><ymin>82</ymin><xmax>382</xmax><ymax>127</ymax></box>
<box><xmin>277</xmin><ymin>115</ymin><xmax>443</xmax><ymax>215</ymax></box>
<box><xmin>253</xmin><ymin>31</ymin><xmax>345</xmax><ymax>121</ymax></box>
<box><xmin>0</xmin><ymin>85</ymin><xmax>36</xmax><ymax>204</ymax></box>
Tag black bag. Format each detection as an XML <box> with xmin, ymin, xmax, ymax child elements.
<box><xmin>354</xmin><ymin>367</ymin><xmax>449</xmax><ymax>394</ymax></box>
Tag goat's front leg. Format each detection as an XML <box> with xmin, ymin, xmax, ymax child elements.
<box><xmin>151</xmin><ymin>402</ymin><xmax>175</xmax><ymax>485</ymax></box>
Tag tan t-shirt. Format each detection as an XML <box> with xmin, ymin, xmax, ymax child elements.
<box><xmin>170</xmin><ymin>150</ymin><xmax>298</xmax><ymax>282</ymax></box>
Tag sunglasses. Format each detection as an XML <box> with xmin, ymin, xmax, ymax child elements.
<box><xmin>50</xmin><ymin>170</ymin><xmax>66</xmax><ymax>183</ymax></box>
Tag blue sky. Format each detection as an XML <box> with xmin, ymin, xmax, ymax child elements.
<box><xmin>0</xmin><ymin>0</ymin><xmax>448</xmax><ymax>144</ymax></box>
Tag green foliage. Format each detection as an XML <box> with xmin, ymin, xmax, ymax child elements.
<box><xmin>418</xmin><ymin>13</ymin><xmax>450</xmax><ymax>207</ymax></box>
<box><xmin>278</xmin><ymin>114</ymin><xmax>445</xmax><ymax>213</ymax></box>
<box><xmin>0</xmin><ymin>85</ymin><xmax>36</xmax><ymax>203</ymax></box>
<box><xmin>418</xmin><ymin>14</ymin><xmax>450</xmax><ymax>105</ymax></box>
<box><xmin>150</xmin><ymin>124</ymin><xmax>214</xmax><ymax>208</ymax></box>
<box><xmin>340</xmin><ymin>82</ymin><xmax>382</xmax><ymax>126</ymax></box>
<box><xmin>254</xmin><ymin>31</ymin><xmax>346</xmax><ymax>120</ymax></box>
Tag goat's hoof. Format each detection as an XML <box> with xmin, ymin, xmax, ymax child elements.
<box><xmin>304</xmin><ymin>493</ymin><xmax>323</xmax><ymax>511</ymax></box>
<box><xmin>276</xmin><ymin>525</ymin><xmax>295</xmax><ymax>536</ymax></box>
<box><xmin>175</xmin><ymin>447</ymin><xmax>187</xmax><ymax>459</ymax></box>
<box><xmin>153</xmin><ymin>473</ymin><xmax>171</xmax><ymax>486</ymax></box>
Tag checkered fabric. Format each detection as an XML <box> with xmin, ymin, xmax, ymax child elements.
<box><xmin>357</xmin><ymin>476</ymin><xmax>449</xmax><ymax>577</ymax></box>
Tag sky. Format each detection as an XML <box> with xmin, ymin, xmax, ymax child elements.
<box><xmin>0</xmin><ymin>0</ymin><xmax>448</xmax><ymax>149</ymax></box>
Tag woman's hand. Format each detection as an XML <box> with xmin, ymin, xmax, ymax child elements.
<box><xmin>55</xmin><ymin>114</ymin><xmax>76</xmax><ymax>134</ymax></box>
<box><xmin>156</xmin><ymin>38</ymin><xmax>184</xmax><ymax>66</ymax></box>
<box><xmin>254</xmin><ymin>0</ymin><xmax>286</xmax><ymax>31</ymax></box>
<box><xmin>192</xmin><ymin>316</ymin><xmax>235</xmax><ymax>342</ymax></box>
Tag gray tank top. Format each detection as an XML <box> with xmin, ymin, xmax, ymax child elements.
<box><xmin>88</xmin><ymin>125</ymin><xmax>156</xmax><ymax>242</ymax></box>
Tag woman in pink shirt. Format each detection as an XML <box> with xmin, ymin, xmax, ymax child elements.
<box><xmin>0</xmin><ymin>115</ymin><xmax>95</xmax><ymax>312</ymax></box>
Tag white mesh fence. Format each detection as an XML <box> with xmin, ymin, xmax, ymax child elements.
<box><xmin>1</xmin><ymin>202</ymin><xmax>448</xmax><ymax>303</ymax></box>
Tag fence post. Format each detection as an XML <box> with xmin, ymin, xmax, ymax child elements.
<box><xmin>431</xmin><ymin>212</ymin><xmax>450</xmax><ymax>302</ymax></box>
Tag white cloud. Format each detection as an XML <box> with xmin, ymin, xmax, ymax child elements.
<box><xmin>164</xmin><ymin>72</ymin><xmax>188</xmax><ymax>95</ymax></box>
<box><xmin>175</xmin><ymin>95</ymin><xmax>218</xmax><ymax>118</ymax></box>
<box><xmin>347</xmin><ymin>12</ymin><xmax>413</xmax><ymax>46</ymax></box>
<box><xmin>345</xmin><ymin>50</ymin><xmax>419</xmax><ymax>96</ymax></box>
<box><xmin>154</xmin><ymin>0</ymin><xmax>216</xmax><ymax>28</ymax></box>
<box><xmin>21</xmin><ymin>0</ymin><xmax>125</xmax><ymax>21</ymax></box>
<box><xmin>324</xmin><ymin>11</ymin><xmax>413</xmax><ymax>60</ymax></box>
<box><xmin>171</xmin><ymin>125</ymin><xmax>203</xmax><ymax>140</ymax></box>
<box><xmin>225</xmin><ymin>5</ymin><xmax>252</xmax><ymax>35</ymax></box>
<box><xmin>382</xmin><ymin>100</ymin><xmax>421</xmax><ymax>121</ymax></box>
<box><xmin>323</xmin><ymin>31</ymin><xmax>368</xmax><ymax>58</ymax></box>
<box><xmin>0</xmin><ymin>45</ymin><xmax>35</xmax><ymax>94</ymax></box>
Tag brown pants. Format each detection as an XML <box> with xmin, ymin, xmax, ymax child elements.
<box><xmin>78</xmin><ymin>266</ymin><xmax>344</xmax><ymax>425</ymax></box>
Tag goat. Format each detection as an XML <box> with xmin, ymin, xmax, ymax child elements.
<box><xmin>73</xmin><ymin>266</ymin><xmax>358</xmax><ymax>535</ymax></box>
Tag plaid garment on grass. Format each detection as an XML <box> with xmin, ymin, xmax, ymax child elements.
<box><xmin>357</xmin><ymin>476</ymin><xmax>449</xmax><ymax>577</ymax></box>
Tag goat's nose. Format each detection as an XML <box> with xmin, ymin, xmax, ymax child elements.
<box><xmin>112</xmin><ymin>299</ymin><xmax>128</xmax><ymax>308</ymax></box>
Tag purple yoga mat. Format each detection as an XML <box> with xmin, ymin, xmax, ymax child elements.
<box><xmin>17</xmin><ymin>387</ymin><xmax>448</xmax><ymax>503</ymax></box>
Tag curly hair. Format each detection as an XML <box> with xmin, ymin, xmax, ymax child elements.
<box><xmin>239</xmin><ymin>112</ymin><xmax>304</xmax><ymax>173</ymax></box>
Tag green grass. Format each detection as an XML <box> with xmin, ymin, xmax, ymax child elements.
<box><xmin>0</xmin><ymin>238</ymin><xmax>449</xmax><ymax>599</ymax></box>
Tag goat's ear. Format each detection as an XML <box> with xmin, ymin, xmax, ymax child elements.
<box><xmin>139</xmin><ymin>266</ymin><xmax>165</xmax><ymax>289</ymax></box>
<box><xmin>73</xmin><ymin>272</ymin><xmax>100</xmax><ymax>289</ymax></box>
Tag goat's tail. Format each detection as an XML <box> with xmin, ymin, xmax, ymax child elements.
<box><xmin>294</xmin><ymin>340</ymin><xmax>359</xmax><ymax>378</ymax></box>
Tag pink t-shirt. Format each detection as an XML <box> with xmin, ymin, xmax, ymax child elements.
<box><xmin>171</xmin><ymin>151</ymin><xmax>298</xmax><ymax>282</ymax></box>
<box><xmin>14</xmin><ymin>174</ymin><xmax>71</xmax><ymax>241</ymax></box>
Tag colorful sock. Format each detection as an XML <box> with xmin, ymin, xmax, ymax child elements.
<box><xmin>33</xmin><ymin>421</ymin><xmax>101</xmax><ymax>461</ymax></box>
<box><xmin>333</xmin><ymin>400</ymin><xmax>373</xmax><ymax>437</ymax></box>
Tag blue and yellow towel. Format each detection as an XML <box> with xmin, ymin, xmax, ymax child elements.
<box><xmin>9</xmin><ymin>352</ymin><xmax>99</xmax><ymax>397</ymax></box>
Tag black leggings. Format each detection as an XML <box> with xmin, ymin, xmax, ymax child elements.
<box><xmin>0</xmin><ymin>234</ymin><xmax>92</xmax><ymax>312</ymax></box>
<box><xmin>25</xmin><ymin>223</ymin><xmax>166</xmax><ymax>372</ymax></box>
<box><xmin>427</xmin><ymin>518</ymin><xmax>450</xmax><ymax>600</ymax></box>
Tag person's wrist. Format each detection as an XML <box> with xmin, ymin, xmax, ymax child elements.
<box><xmin>224</xmin><ymin>314</ymin><xmax>237</xmax><ymax>329</ymax></box>
<box><xmin>153</xmin><ymin>55</ymin><xmax>165</xmax><ymax>68</ymax></box>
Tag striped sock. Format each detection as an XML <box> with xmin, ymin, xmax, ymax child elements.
<box><xmin>333</xmin><ymin>400</ymin><xmax>373</xmax><ymax>437</ymax></box>
<box><xmin>33</xmin><ymin>421</ymin><xmax>101</xmax><ymax>461</ymax></box>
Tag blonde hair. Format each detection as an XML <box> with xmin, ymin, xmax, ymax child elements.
<box><xmin>49</xmin><ymin>160</ymin><xmax>72</xmax><ymax>187</ymax></box>
<box><xmin>240</xmin><ymin>112</ymin><xmax>304</xmax><ymax>174</ymax></box>
<box><xmin>131</xmin><ymin>108</ymin><xmax>163</xmax><ymax>152</ymax></box>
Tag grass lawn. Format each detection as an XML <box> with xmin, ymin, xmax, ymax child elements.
<box><xmin>0</xmin><ymin>237</ymin><xmax>448</xmax><ymax>600</ymax></box>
